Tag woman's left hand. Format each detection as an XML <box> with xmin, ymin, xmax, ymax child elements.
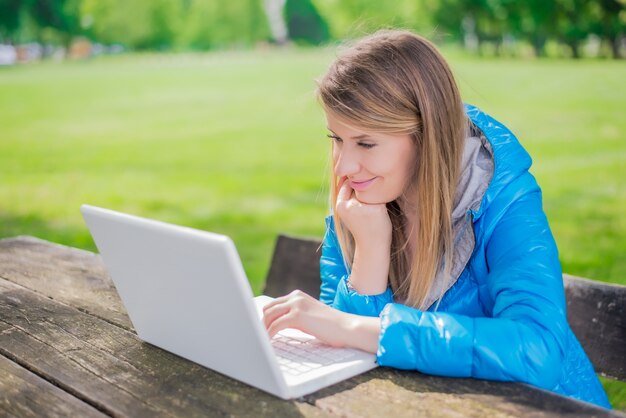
<box><xmin>263</xmin><ymin>290</ymin><xmax>350</xmax><ymax>347</ymax></box>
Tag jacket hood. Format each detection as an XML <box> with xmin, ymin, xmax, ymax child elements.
<box><xmin>463</xmin><ymin>104</ymin><xmax>533</xmax><ymax>220</ymax></box>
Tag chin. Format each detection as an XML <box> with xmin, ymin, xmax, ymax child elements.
<box><xmin>354</xmin><ymin>192</ymin><xmax>394</xmax><ymax>205</ymax></box>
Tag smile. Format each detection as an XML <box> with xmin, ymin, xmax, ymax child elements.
<box><xmin>349</xmin><ymin>177</ymin><xmax>377</xmax><ymax>191</ymax></box>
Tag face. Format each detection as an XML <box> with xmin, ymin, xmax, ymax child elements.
<box><xmin>326</xmin><ymin>111</ymin><xmax>417</xmax><ymax>205</ymax></box>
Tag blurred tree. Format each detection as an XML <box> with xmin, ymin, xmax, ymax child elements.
<box><xmin>468</xmin><ymin>0</ymin><xmax>508</xmax><ymax>54</ymax></box>
<box><xmin>148</xmin><ymin>0</ymin><xmax>181</xmax><ymax>50</ymax></box>
<box><xmin>178</xmin><ymin>0</ymin><xmax>269</xmax><ymax>49</ymax></box>
<box><xmin>511</xmin><ymin>0</ymin><xmax>559</xmax><ymax>56</ymax></box>
<box><xmin>429</xmin><ymin>0</ymin><xmax>623</xmax><ymax>58</ymax></box>
<box><xmin>313</xmin><ymin>0</ymin><xmax>429</xmax><ymax>40</ymax></box>
<box><xmin>432</xmin><ymin>0</ymin><xmax>509</xmax><ymax>53</ymax></box>
<box><xmin>284</xmin><ymin>0</ymin><xmax>329</xmax><ymax>45</ymax></box>
<box><xmin>431</xmin><ymin>0</ymin><xmax>466</xmax><ymax>41</ymax></box>
<box><xmin>81</xmin><ymin>0</ymin><xmax>181</xmax><ymax>50</ymax></box>
<box><xmin>0</xmin><ymin>0</ymin><xmax>22</xmax><ymax>41</ymax></box>
<box><xmin>2</xmin><ymin>0</ymin><xmax>622</xmax><ymax>58</ymax></box>
<box><xmin>25</xmin><ymin>0</ymin><xmax>82</xmax><ymax>47</ymax></box>
<box><xmin>594</xmin><ymin>0</ymin><xmax>625</xmax><ymax>58</ymax></box>
<box><xmin>556</xmin><ymin>0</ymin><xmax>596</xmax><ymax>58</ymax></box>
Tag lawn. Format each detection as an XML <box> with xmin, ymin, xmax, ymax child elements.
<box><xmin>0</xmin><ymin>46</ymin><xmax>624</xmax><ymax>409</ymax></box>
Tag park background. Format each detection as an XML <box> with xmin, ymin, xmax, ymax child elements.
<box><xmin>1</xmin><ymin>0</ymin><xmax>625</xmax><ymax>410</ymax></box>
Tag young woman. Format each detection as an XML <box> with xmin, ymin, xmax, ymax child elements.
<box><xmin>262</xmin><ymin>29</ymin><xmax>611</xmax><ymax>409</ymax></box>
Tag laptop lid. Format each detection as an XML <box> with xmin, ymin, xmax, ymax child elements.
<box><xmin>80</xmin><ymin>204</ymin><xmax>289</xmax><ymax>398</ymax></box>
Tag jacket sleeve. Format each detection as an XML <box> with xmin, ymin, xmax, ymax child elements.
<box><xmin>320</xmin><ymin>216</ymin><xmax>394</xmax><ymax>317</ymax></box>
<box><xmin>377</xmin><ymin>180</ymin><xmax>568</xmax><ymax>391</ymax></box>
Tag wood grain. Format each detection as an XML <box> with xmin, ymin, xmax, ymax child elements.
<box><xmin>305</xmin><ymin>367</ymin><xmax>622</xmax><ymax>418</ymax></box>
<box><xmin>0</xmin><ymin>236</ymin><xmax>132</xmax><ymax>330</ymax></box>
<box><xmin>564</xmin><ymin>274</ymin><xmax>626</xmax><ymax>381</ymax></box>
<box><xmin>0</xmin><ymin>355</ymin><xmax>107</xmax><ymax>418</ymax></box>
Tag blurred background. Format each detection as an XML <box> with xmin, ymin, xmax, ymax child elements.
<box><xmin>0</xmin><ymin>0</ymin><xmax>625</xmax><ymax>408</ymax></box>
<box><xmin>1</xmin><ymin>0</ymin><xmax>626</xmax><ymax>57</ymax></box>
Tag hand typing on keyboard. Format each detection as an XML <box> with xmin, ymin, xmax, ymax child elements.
<box><xmin>262</xmin><ymin>290</ymin><xmax>380</xmax><ymax>354</ymax></box>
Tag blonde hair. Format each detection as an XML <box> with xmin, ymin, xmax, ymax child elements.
<box><xmin>315</xmin><ymin>29</ymin><xmax>467</xmax><ymax>309</ymax></box>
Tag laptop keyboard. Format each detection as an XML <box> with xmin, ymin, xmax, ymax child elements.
<box><xmin>271</xmin><ymin>334</ymin><xmax>357</xmax><ymax>376</ymax></box>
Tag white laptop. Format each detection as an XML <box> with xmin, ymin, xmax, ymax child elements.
<box><xmin>80</xmin><ymin>204</ymin><xmax>377</xmax><ymax>399</ymax></box>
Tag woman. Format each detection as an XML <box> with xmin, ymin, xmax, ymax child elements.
<box><xmin>262</xmin><ymin>29</ymin><xmax>611</xmax><ymax>408</ymax></box>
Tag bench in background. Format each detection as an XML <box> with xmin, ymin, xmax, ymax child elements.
<box><xmin>264</xmin><ymin>234</ymin><xmax>626</xmax><ymax>382</ymax></box>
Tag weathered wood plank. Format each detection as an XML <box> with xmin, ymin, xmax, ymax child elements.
<box><xmin>0</xmin><ymin>277</ymin><xmax>330</xmax><ymax>418</ymax></box>
<box><xmin>305</xmin><ymin>368</ymin><xmax>624</xmax><ymax>418</ymax></box>
<box><xmin>264</xmin><ymin>235</ymin><xmax>322</xmax><ymax>299</ymax></box>
<box><xmin>0</xmin><ymin>355</ymin><xmax>108</xmax><ymax>418</ymax></box>
<box><xmin>0</xmin><ymin>236</ymin><xmax>131</xmax><ymax>330</ymax></box>
<box><xmin>564</xmin><ymin>274</ymin><xmax>626</xmax><ymax>381</ymax></box>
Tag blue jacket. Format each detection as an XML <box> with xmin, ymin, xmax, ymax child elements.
<box><xmin>320</xmin><ymin>104</ymin><xmax>611</xmax><ymax>409</ymax></box>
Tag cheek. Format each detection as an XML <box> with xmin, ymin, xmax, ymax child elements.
<box><xmin>374</xmin><ymin>156</ymin><xmax>411</xmax><ymax>180</ymax></box>
<box><xmin>381</xmin><ymin>152</ymin><xmax>415</xmax><ymax>192</ymax></box>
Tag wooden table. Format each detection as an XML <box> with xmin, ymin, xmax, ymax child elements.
<box><xmin>0</xmin><ymin>236</ymin><xmax>623</xmax><ymax>418</ymax></box>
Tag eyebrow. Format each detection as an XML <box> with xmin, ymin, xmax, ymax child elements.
<box><xmin>326</xmin><ymin>128</ymin><xmax>372</xmax><ymax>140</ymax></box>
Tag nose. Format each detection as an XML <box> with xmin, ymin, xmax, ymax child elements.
<box><xmin>333</xmin><ymin>147</ymin><xmax>360</xmax><ymax>178</ymax></box>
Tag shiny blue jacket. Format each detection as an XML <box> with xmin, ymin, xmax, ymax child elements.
<box><xmin>320</xmin><ymin>104</ymin><xmax>611</xmax><ymax>409</ymax></box>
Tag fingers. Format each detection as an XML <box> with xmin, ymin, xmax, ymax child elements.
<box><xmin>262</xmin><ymin>290</ymin><xmax>311</xmax><ymax>336</ymax></box>
<box><xmin>262</xmin><ymin>293</ymin><xmax>347</xmax><ymax>346</ymax></box>
<box><xmin>262</xmin><ymin>299</ymin><xmax>290</xmax><ymax>329</ymax></box>
<box><xmin>266</xmin><ymin>311</ymin><xmax>295</xmax><ymax>338</ymax></box>
<box><xmin>335</xmin><ymin>176</ymin><xmax>353</xmax><ymax>206</ymax></box>
<box><xmin>262</xmin><ymin>290</ymin><xmax>308</xmax><ymax>319</ymax></box>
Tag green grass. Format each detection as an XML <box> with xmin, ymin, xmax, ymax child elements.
<box><xmin>1</xmin><ymin>49</ymin><xmax>334</xmax><ymax>293</ymax></box>
<box><xmin>1</xmin><ymin>47</ymin><xmax>624</xmax><ymax>410</ymax></box>
<box><xmin>600</xmin><ymin>376</ymin><xmax>626</xmax><ymax>411</ymax></box>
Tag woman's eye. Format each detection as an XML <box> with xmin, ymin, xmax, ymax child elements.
<box><xmin>358</xmin><ymin>142</ymin><xmax>376</xmax><ymax>149</ymax></box>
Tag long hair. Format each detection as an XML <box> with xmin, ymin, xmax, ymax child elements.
<box><xmin>315</xmin><ymin>29</ymin><xmax>467</xmax><ymax>309</ymax></box>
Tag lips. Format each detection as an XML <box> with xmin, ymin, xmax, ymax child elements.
<box><xmin>349</xmin><ymin>177</ymin><xmax>377</xmax><ymax>191</ymax></box>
